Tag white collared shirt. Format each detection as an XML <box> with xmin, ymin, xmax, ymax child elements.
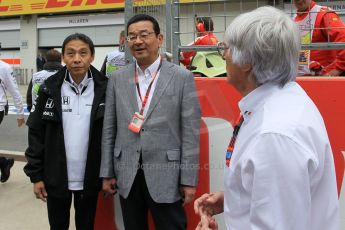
<box><xmin>224</xmin><ymin>82</ymin><xmax>339</xmax><ymax>230</ymax></box>
<box><xmin>61</xmin><ymin>71</ymin><xmax>94</xmax><ymax>190</ymax></box>
<box><xmin>135</xmin><ymin>55</ymin><xmax>161</xmax><ymax>117</ymax></box>
<box><xmin>0</xmin><ymin>60</ymin><xmax>24</xmax><ymax>118</ymax></box>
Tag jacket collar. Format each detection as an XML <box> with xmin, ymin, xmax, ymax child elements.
<box><xmin>44</xmin><ymin>65</ymin><xmax>107</xmax><ymax>90</ymax></box>
<box><xmin>44</xmin><ymin>65</ymin><xmax>107</xmax><ymax>121</ymax></box>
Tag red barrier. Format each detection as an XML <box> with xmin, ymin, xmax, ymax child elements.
<box><xmin>95</xmin><ymin>77</ymin><xmax>345</xmax><ymax>229</ymax></box>
<box><xmin>94</xmin><ymin>193</ymin><xmax>117</xmax><ymax>230</ymax></box>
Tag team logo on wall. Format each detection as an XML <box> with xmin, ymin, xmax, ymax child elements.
<box><xmin>62</xmin><ymin>96</ymin><xmax>70</xmax><ymax>105</ymax></box>
<box><xmin>45</xmin><ymin>98</ymin><xmax>54</xmax><ymax>109</ymax></box>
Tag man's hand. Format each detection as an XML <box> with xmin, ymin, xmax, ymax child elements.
<box><xmin>309</xmin><ymin>61</ymin><xmax>323</xmax><ymax>76</ymax></box>
<box><xmin>17</xmin><ymin>117</ymin><xmax>25</xmax><ymax>127</ymax></box>
<box><xmin>33</xmin><ymin>181</ymin><xmax>47</xmax><ymax>202</ymax></box>
<box><xmin>194</xmin><ymin>192</ymin><xmax>224</xmax><ymax>218</ymax></box>
<box><xmin>195</xmin><ymin>215</ymin><xmax>218</xmax><ymax>230</ymax></box>
<box><xmin>180</xmin><ymin>186</ymin><xmax>196</xmax><ymax>206</ymax></box>
<box><xmin>102</xmin><ymin>178</ymin><xmax>117</xmax><ymax>197</ymax></box>
<box><xmin>321</xmin><ymin>68</ymin><xmax>343</xmax><ymax>77</ymax></box>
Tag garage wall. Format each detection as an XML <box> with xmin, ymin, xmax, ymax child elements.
<box><xmin>38</xmin><ymin>25</ymin><xmax>123</xmax><ymax>47</ymax></box>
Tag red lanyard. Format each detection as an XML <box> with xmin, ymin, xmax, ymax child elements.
<box><xmin>226</xmin><ymin>114</ymin><xmax>244</xmax><ymax>167</ymax></box>
<box><xmin>134</xmin><ymin>58</ymin><xmax>162</xmax><ymax>115</ymax></box>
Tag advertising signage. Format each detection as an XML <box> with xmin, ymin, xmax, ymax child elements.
<box><xmin>0</xmin><ymin>0</ymin><xmax>124</xmax><ymax>16</ymax></box>
<box><xmin>0</xmin><ymin>0</ymin><xmax>209</xmax><ymax>16</ymax></box>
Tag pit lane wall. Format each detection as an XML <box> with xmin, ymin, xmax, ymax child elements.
<box><xmin>94</xmin><ymin>77</ymin><xmax>345</xmax><ymax>230</ymax></box>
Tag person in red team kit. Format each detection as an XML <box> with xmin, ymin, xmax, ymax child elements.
<box><xmin>180</xmin><ymin>16</ymin><xmax>219</xmax><ymax>67</ymax></box>
<box><xmin>294</xmin><ymin>0</ymin><xmax>345</xmax><ymax>76</ymax></box>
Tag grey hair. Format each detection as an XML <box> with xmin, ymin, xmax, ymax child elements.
<box><xmin>224</xmin><ymin>6</ymin><xmax>300</xmax><ymax>87</ymax></box>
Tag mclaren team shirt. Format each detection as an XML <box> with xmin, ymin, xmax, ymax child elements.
<box><xmin>61</xmin><ymin>71</ymin><xmax>94</xmax><ymax>191</ymax></box>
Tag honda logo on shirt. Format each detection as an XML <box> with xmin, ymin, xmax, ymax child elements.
<box><xmin>62</xmin><ymin>96</ymin><xmax>70</xmax><ymax>105</ymax></box>
<box><xmin>45</xmin><ymin>98</ymin><xmax>54</xmax><ymax>109</ymax></box>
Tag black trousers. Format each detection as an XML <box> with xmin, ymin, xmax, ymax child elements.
<box><xmin>0</xmin><ymin>156</ymin><xmax>6</xmax><ymax>167</ymax></box>
<box><xmin>0</xmin><ymin>110</ymin><xmax>4</xmax><ymax>125</ymax></box>
<box><xmin>120</xmin><ymin>168</ymin><xmax>187</xmax><ymax>230</ymax></box>
<box><xmin>47</xmin><ymin>190</ymin><xmax>98</xmax><ymax>230</ymax></box>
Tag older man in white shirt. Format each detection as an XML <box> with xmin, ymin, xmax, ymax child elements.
<box><xmin>194</xmin><ymin>6</ymin><xmax>339</xmax><ymax>230</ymax></box>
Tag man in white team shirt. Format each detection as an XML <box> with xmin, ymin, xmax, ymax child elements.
<box><xmin>0</xmin><ymin>57</ymin><xmax>25</xmax><ymax>183</ymax></box>
<box><xmin>100</xmin><ymin>30</ymin><xmax>126</xmax><ymax>77</ymax></box>
<box><xmin>194</xmin><ymin>6</ymin><xmax>339</xmax><ymax>230</ymax></box>
<box><xmin>26</xmin><ymin>49</ymin><xmax>63</xmax><ymax>110</ymax></box>
<box><xmin>0</xmin><ymin>56</ymin><xmax>25</xmax><ymax>183</ymax></box>
<box><xmin>0</xmin><ymin>59</ymin><xmax>25</xmax><ymax>126</ymax></box>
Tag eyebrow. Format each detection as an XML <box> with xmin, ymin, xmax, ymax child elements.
<box><xmin>128</xmin><ymin>29</ymin><xmax>151</xmax><ymax>34</ymax></box>
<box><xmin>65</xmin><ymin>48</ymin><xmax>89</xmax><ymax>52</ymax></box>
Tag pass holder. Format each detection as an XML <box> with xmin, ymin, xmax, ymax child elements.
<box><xmin>128</xmin><ymin>112</ymin><xmax>145</xmax><ymax>133</ymax></box>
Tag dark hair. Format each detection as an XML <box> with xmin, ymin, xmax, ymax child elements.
<box><xmin>120</xmin><ymin>30</ymin><xmax>125</xmax><ymax>38</ymax></box>
<box><xmin>62</xmin><ymin>33</ymin><xmax>95</xmax><ymax>56</ymax></box>
<box><xmin>45</xmin><ymin>49</ymin><xmax>61</xmax><ymax>62</ymax></box>
<box><xmin>196</xmin><ymin>16</ymin><xmax>214</xmax><ymax>31</ymax></box>
<box><xmin>126</xmin><ymin>14</ymin><xmax>160</xmax><ymax>35</ymax></box>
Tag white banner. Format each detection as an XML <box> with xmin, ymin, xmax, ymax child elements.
<box><xmin>37</xmin><ymin>13</ymin><xmax>124</xmax><ymax>29</ymax></box>
<box><xmin>0</xmin><ymin>20</ymin><xmax>20</xmax><ymax>31</ymax></box>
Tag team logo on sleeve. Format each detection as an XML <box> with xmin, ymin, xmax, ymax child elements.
<box><xmin>45</xmin><ymin>98</ymin><xmax>54</xmax><ymax>109</ymax></box>
<box><xmin>42</xmin><ymin>98</ymin><xmax>55</xmax><ymax>118</ymax></box>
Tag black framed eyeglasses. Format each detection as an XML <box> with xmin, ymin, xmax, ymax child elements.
<box><xmin>217</xmin><ymin>42</ymin><xmax>229</xmax><ymax>58</ymax></box>
<box><xmin>126</xmin><ymin>31</ymin><xmax>156</xmax><ymax>42</ymax></box>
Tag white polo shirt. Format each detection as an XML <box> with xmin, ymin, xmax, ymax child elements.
<box><xmin>61</xmin><ymin>71</ymin><xmax>94</xmax><ymax>190</ymax></box>
<box><xmin>224</xmin><ymin>82</ymin><xmax>339</xmax><ymax>230</ymax></box>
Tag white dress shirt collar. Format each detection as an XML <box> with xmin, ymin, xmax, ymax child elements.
<box><xmin>135</xmin><ymin>55</ymin><xmax>161</xmax><ymax>78</ymax></box>
<box><xmin>239</xmin><ymin>82</ymin><xmax>281</xmax><ymax>120</ymax></box>
<box><xmin>135</xmin><ymin>55</ymin><xmax>162</xmax><ymax>116</ymax></box>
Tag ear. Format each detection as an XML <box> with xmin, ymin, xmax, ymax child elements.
<box><xmin>158</xmin><ymin>33</ymin><xmax>164</xmax><ymax>47</ymax></box>
<box><xmin>241</xmin><ymin>63</ymin><xmax>252</xmax><ymax>73</ymax></box>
